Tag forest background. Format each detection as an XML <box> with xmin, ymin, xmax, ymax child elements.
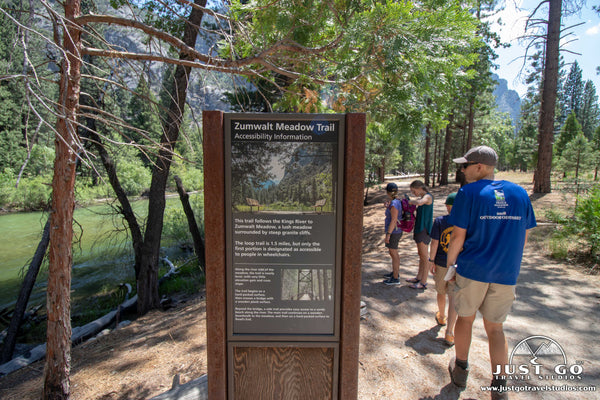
<box><xmin>0</xmin><ymin>0</ymin><xmax>600</xmax><ymax>398</ymax></box>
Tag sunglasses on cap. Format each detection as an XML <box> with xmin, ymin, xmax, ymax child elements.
<box><xmin>461</xmin><ymin>162</ymin><xmax>478</xmax><ymax>169</ymax></box>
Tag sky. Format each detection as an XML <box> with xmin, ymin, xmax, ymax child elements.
<box><xmin>491</xmin><ymin>0</ymin><xmax>600</xmax><ymax>97</ymax></box>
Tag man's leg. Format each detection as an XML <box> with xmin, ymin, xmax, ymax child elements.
<box><xmin>455</xmin><ymin>314</ymin><xmax>476</xmax><ymax>362</ymax></box>
<box><xmin>483</xmin><ymin>318</ymin><xmax>508</xmax><ymax>375</ymax></box>
<box><xmin>446</xmin><ymin>291</ymin><xmax>458</xmax><ymax>342</ymax></box>
<box><xmin>484</xmin><ymin>319</ymin><xmax>510</xmax><ymax>399</ymax></box>
<box><xmin>449</xmin><ymin>313</ymin><xmax>475</xmax><ymax>387</ymax></box>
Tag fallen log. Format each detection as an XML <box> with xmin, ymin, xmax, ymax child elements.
<box><xmin>149</xmin><ymin>374</ymin><xmax>208</xmax><ymax>400</ymax></box>
<box><xmin>158</xmin><ymin>256</ymin><xmax>178</xmax><ymax>284</ymax></box>
<box><xmin>0</xmin><ymin>295</ymin><xmax>137</xmax><ymax>376</ymax></box>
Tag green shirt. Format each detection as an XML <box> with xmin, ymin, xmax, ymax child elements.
<box><xmin>414</xmin><ymin>193</ymin><xmax>434</xmax><ymax>235</ymax></box>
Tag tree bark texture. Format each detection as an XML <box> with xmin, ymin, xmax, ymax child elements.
<box><xmin>466</xmin><ymin>97</ymin><xmax>475</xmax><ymax>150</ymax></box>
<box><xmin>534</xmin><ymin>0</ymin><xmax>562</xmax><ymax>193</ymax></box>
<box><xmin>440</xmin><ymin>113</ymin><xmax>454</xmax><ymax>186</ymax></box>
<box><xmin>174</xmin><ymin>175</ymin><xmax>206</xmax><ymax>271</ymax></box>
<box><xmin>43</xmin><ymin>0</ymin><xmax>82</xmax><ymax>397</ymax></box>
<box><xmin>424</xmin><ymin>123</ymin><xmax>431</xmax><ymax>187</ymax></box>
<box><xmin>137</xmin><ymin>0</ymin><xmax>206</xmax><ymax>315</ymax></box>
<box><xmin>89</xmin><ymin>133</ymin><xmax>144</xmax><ymax>279</ymax></box>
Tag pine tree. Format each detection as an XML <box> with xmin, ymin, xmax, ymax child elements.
<box><xmin>563</xmin><ymin>61</ymin><xmax>585</xmax><ymax>123</ymax></box>
<box><xmin>555</xmin><ymin>112</ymin><xmax>583</xmax><ymax>157</ymax></box>
<box><xmin>580</xmin><ymin>80</ymin><xmax>600</xmax><ymax>140</ymax></box>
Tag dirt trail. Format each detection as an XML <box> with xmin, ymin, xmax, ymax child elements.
<box><xmin>358</xmin><ymin>181</ymin><xmax>600</xmax><ymax>400</ymax></box>
<box><xmin>1</xmin><ymin>178</ymin><xmax>599</xmax><ymax>399</ymax></box>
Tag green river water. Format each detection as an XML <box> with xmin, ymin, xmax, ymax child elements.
<box><xmin>0</xmin><ymin>198</ymin><xmax>191</xmax><ymax>311</ymax></box>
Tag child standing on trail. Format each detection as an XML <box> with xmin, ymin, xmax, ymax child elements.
<box><xmin>382</xmin><ymin>182</ymin><xmax>403</xmax><ymax>285</ymax></box>
<box><xmin>429</xmin><ymin>192</ymin><xmax>458</xmax><ymax>346</ymax></box>
<box><xmin>407</xmin><ymin>180</ymin><xmax>433</xmax><ymax>289</ymax></box>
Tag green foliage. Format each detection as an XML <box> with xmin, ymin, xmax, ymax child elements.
<box><xmin>116</xmin><ymin>159</ymin><xmax>151</xmax><ymax>196</ymax></box>
<box><xmin>568</xmin><ymin>185</ymin><xmax>600</xmax><ymax>258</ymax></box>
<box><xmin>557</xmin><ymin>133</ymin><xmax>597</xmax><ymax>178</ymax></box>
<box><xmin>548</xmin><ymin>234</ymin><xmax>570</xmax><ymax>260</ymax></box>
<box><xmin>170</xmin><ymin>163</ymin><xmax>204</xmax><ymax>192</ymax></box>
<box><xmin>158</xmin><ymin>258</ymin><xmax>205</xmax><ymax>296</ymax></box>
<box><xmin>162</xmin><ymin>207</ymin><xmax>190</xmax><ymax>245</ymax></box>
<box><xmin>580</xmin><ymin>80</ymin><xmax>600</xmax><ymax>140</ymax></box>
<box><xmin>555</xmin><ymin>112</ymin><xmax>583</xmax><ymax>157</ymax></box>
<box><xmin>127</xmin><ymin>75</ymin><xmax>164</xmax><ymax>165</ymax></box>
<box><xmin>562</xmin><ymin>61</ymin><xmax>584</xmax><ymax>122</ymax></box>
<box><xmin>365</xmin><ymin>121</ymin><xmax>400</xmax><ymax>176</ymax></box>
<box><xmin>23</xmin><ymin>145</ymin><xmax>55</xmax><ymax>176</ymax></box>
<box><xmin>162</xmin><ymin>193</ymin><xmax>204</xmax><ymax>246</ymax></box>
<box><xmin>0</xmin><ymin>168</ymin><xmax>13</xmax><ymax>206</ymax></box>
<box><xmin>476</xmin><ymin>109</ymin><xmax>515</xmax><ymax>170</ymax></box>
<box><xmin>75</xmin><ymin>177</ymin><xmax>114</xmax><ymax>205</ymax></box>
<box><xmin>0</xmin><ymin>83</ymin><xmax>25</xmax><ymax>171</ymax></box>
<box><xmin>12</xmin><ymin>175</ymin><xmax>52</xmax><ymax>210</ymax></box>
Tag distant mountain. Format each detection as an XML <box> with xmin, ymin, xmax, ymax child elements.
<box><xmin>493</xmin><ymin>74</ymin><xmax>521</xmax><ymax>130</ymax></box>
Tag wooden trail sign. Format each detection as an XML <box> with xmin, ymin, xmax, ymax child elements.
<box><xmin>203</xmin><ymin>112</ymin><xmax>365</xmax><ymax>400</ymax></box>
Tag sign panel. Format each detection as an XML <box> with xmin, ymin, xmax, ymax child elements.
<box><xmin>225</xmin><ymin>114</ymin><xmax>344</xmax><ymax>337</ymax></box>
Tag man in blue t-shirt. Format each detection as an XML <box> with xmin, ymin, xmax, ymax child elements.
<box><xmin>446</xmin><ymin>146</ymin><xmax>536</xmax><ymax>399</ymax></box>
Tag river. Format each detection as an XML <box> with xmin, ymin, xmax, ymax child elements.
<box><xmin>0</xmin><ymin>197</ymin><xmax>198</xmax><ymax>311</ymax></box>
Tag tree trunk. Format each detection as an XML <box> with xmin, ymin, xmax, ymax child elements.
<box><xmin>377</xmin><ymin>162</ymin><xmax>385</xmax><ymax>182</ymax></box>
<box><xmin>89</xmin><ymin>134</ymin><xmax>144</xmax><ymax>279</ymax></box>
<box><xmin>432</xmin><ymin>128</ymin><xmax>438</xmax><ymax>188</ymax></box>
<box><xmin>440</xmin><ymin>113</ymin><xmax>454</xmax><ymax>186</ymax></box>
<box><xmin>79</xmin><ymin>60</ymin><xmax>144</xmax><ymax>279</ymax></box>
<box><xmin>137</xmin><ymin>0</ymin><xmax>207</xmax><ymax>315</ymax></box>
<box><xmin>43</xmin><ymin>0</ymin><xmax>81</xmax><ymax>396</ymax></box>
<box><xmin>174</xmin><ymin>175</ymin><xmax>206</xmax><ymax>271</ymax></box>
<box><xmin>1</xmin><ymin>219</ymin><xmax>50</xmax><ymax>364</ymax></box>
<box><xmin>534</xmin><ymin>0</ymin><xmax>562</xmax><ymax>193</ymax></box>
<box><xmin>466</xmin><ymin>97</ymin><xmax>475</xmax><ymax>150</ymax></box>
<box><xmin>424</xmin><ymin>123</ymin><xmax>431</xmax><ymax>187</ymax></box>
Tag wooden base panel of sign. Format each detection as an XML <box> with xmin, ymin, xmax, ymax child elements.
<box><xmin>230</xmin><ymin>343</ymin><xmax>337</xmax><ymax>400</ymax></box>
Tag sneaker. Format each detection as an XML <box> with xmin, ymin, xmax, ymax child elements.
<box><xmin>448</xmin><ymin>357</ymin><xmax>469</xmax><ymax>388</ymax></box>
<box><xmin>383</xmin><ymin>271</ymin><xmax>393</xmax><ymax>278</ymax></box>
<box><xmin>383</xmin><ymin>277</ymin><xmax>401</xmax><ymax>285</ymax></box>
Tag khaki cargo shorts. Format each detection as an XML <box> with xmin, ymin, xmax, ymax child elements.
<box><xmin>433</xmin><ymin>264</ymin><xmax>454</xmax><ymax>296</ymax></box>
<box><xmin>453</xmin><ymin>273</ymin><xmax>516</xmax><ymax>323</ymax></box>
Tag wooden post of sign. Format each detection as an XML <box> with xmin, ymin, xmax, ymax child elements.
<box><xmin>339</xmin><ymin>113</ymin><xmax>366</xmax><ymax>399</ymax></box>
<box><xmin>203</xmin><ymin>111</ymin><xmax>365</xmax><ymax>400</ymax></box>
<box><xmin>204</xmin><ymin>110</ymin><xmax>227</xmax><ymax>400</ymax></box>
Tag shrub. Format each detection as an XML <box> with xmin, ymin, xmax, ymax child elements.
<box><xmin>0</xmin><ymin>168</ymin><xmax>15</xmax><ymax>207</ymax></box>
<box><xmin>117</xmin><ymin>159</ymin><xmax>151</xmax><ymax>196</ymax></box>
<box><xmin>162</xmin><ymin>207</ymin><xmax>190</xmax><ymax>246</ymax></box>
<box><xmin>161</xmin><ymin>194</ymin><xmax>204</xmax><ymax>247</ymax></box>
<box><xmin>13</xmin><ymin>175</ymin><xmax>51</xmax><ymax>210</ymax></box>
<box><xmin>569</xmin><ymin>185</ymin><xmax>600</xmax><ymax>258</ymax></box>
<box><xmin>170</xmin><ymin>163</ymin><xmax>203</xmax><ymax>192</ymax></box>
